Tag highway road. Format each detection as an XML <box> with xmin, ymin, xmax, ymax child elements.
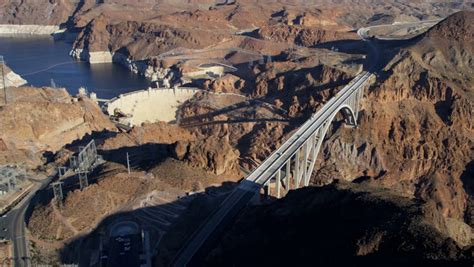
<box><xmin>172</xmin><ymin>28</ymin><xmax>381</xmax><ymax>266</ymax></box>
<box><xmin>357</xmin><ymin>19</ymin><xmax>442</xmax><ymax>40</ymax></box>
<box><xmin>6</xmin><ymin>173</ymin><xmax>55</xmax><ymax>267</ymax></box>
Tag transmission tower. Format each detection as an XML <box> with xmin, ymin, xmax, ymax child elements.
<box><xmin>78</xmin><ymin>171</ymin><xmax>89</xmax><ymax>190</ymax></box>
<box><xmin>7</xmin><ymin>176</ymin><xmax>16</xmax><ymax>192</ymax></box>
<box><xmin>69</xmin><ymin>156</ymin><xmax>78</xmax><ymax>171</ymax></box>
<box><xmin>77</xmin><ymin>140</ymin><xmax>98</xmax><ymax>172</ymax></box>
<box><xmin>58</xmin><ymin>167</ymin><xmax>67</xmax><ymax>178</ymax></box>
<box><xmin>52</xmin><ymin>182</ymin><xmax>64</xmax><ymax>205</ymax></box>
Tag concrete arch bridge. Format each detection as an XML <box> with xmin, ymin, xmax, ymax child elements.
<box><xmin>173</xmin><ymin>69</ymin><xmax>376</xmax><ymax>266</ymax></box>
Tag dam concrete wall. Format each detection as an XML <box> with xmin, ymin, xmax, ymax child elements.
<box><xmin>106</xmin><ymin>88</ymin><xmax>202</xmax><ymax>125</ymax></box>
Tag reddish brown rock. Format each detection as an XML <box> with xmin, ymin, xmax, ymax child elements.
<box><xmin>173</xmin><ymin>135</ymin><xmax>240</xmax><ymax>176</ymax></box>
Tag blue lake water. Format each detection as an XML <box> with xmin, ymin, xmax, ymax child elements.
<box><xmin>0</xmin><ymin>36</ymin><xmax>150</xmax><ymax>99</ymax></box>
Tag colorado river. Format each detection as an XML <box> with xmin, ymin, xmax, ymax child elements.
<box><xmin>0</xmin><ymin>36</ymin><xmax>150</xmax><ymax>99</ymax></box>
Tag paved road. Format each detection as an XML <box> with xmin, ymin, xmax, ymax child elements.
<box><xmin>357</xmin><ymin>19</ymin><xmax>442</xmax><ymax>40</ymax></box>
<box><xmin>172</xmin><ymin>28</ymin><xmax>381</xmax><ymax>266</ymax></box>
<box><xmin>7</xmin><ymin>174</ymin><xmax>55</xmax><ymax>267</ymax></box>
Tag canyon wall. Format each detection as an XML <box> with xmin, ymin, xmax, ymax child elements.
<box><xmin>0</xmin><ymin>87</ymin><xmax>116</xmax><ymax>167</ymax></box>
<box><xmin>0</xmin><ymin>0</ymin><xmax>76</xmax><ymax>25</ymax></box>
<box><xmin>315</xmin><ymin>12</ymin><xmax>474</xmax><ymax>223</ymax></box>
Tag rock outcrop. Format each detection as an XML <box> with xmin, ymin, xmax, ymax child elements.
<box><xmin>0</xmin><ymin>87</ymin><xmax>115</xmax><ymax>167</ymax></box>
<box><xmin>71</xmin><ymin>14</ymin><xmax>226</xmax><ymax>65</ymax></box>
<box><xmin>0</xmin><ymin>0</ymin><xmax>76</xmax><ymax>25</ymax></box>
<box><xmin>173</xmin><ymin>136</ymin><xmax>240</xmax><ymax>176</ymax></box>
<box><xmin>70</xmin><ymin>14</ymin><xmax>113</xmax><ymax>63</ymax></box>
<box><xmin>316</xmin><ymin>11</ymin><xmax>474</xmax><ymax>223</ymax></box>
<box><xmin>257</xmin><ymin>24</ymin><xmax>357</xmax><ymax>46</ymax></box>
<box><xmin>203</xmin><ymin>74</ymin><xmax>245</xmax><ymax>94</ymax></box>
<box><xmin>101</xmin><ymin>122</ymin><xmax>196</xmax><ymax>150</ymax></box>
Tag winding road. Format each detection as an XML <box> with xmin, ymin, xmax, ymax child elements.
<box><xmin>8</xmin><ymin>174</ymin><xmax>55</xmax><ymax>267</ymax></box>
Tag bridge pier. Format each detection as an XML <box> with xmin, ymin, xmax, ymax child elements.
<box><xmin>275</xmin><ymin>170</ymin><xmax>281</xmax><ymax>198</ymax></box>
<box><xmin>294</xmin><ymin>150</ymin><xmax>301</xmax><ymax>189</ymax></box>
<box><xmin>285</xmin><ymin>160</ymin><xmax>291</xmax><ymax>191</ymax></box>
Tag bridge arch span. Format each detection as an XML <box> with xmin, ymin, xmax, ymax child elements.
<box><xmin>298</xmin><ymin>104</ymin><xmax>358</xmax><ymax>188</ymax></box>
<box><xmin>331</xmin><ymin>104</ymin><xmax>358</xmax><ymax>128</ymax></box>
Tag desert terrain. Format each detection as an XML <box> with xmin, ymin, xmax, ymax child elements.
<box><xmin>0</xmin><ymin>1</ymin><xmax>472</xmax><ymax>266</ymax></box>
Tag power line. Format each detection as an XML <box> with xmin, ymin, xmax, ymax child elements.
<box><xmin>19</xmin><ymin>61</ymin><xmax>80</xmax><ymax>77</ymax></box>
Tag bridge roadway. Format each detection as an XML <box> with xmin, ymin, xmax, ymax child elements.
<box><xmin>173</xmin><ymin>69</ymin><xmax>374</xmax><ymax>266</ymax></box>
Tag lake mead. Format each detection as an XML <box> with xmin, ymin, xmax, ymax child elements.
<box><xmin>0</xmin><ymin>36</ymin><xmax>150</xmax><ymax>99</ymax></box>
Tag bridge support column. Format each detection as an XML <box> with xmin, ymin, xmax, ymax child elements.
<box><xmin>302</xmin><ymin>142</ymin><xmax>312</xmax><ymax>186</ymax></box>
<box><xmin>285</xmin><ymin>160</ymin><xmax>291</xmax><ymax>192</ymax></box>
<box><xmin>294</xmin><ymin>150</ymin><xmax>301</xmax><ymax>189</ymax></box>
<box><xmin>263</xmin><ymin>185</ymin><xmax>269</xmax><ymax>200</ymax></box>
<box><xmin>276</xmin><ymin>170</ymin><xmax>281</xmax><ymax>198</ymax></box>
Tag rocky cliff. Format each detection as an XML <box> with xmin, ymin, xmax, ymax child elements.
<box><xmin>0</xmin><ymin>0</ymin><xmax>76</xmax><ymax>25</ymax></box>
<box><xmin>0</xmin><ymin>87</ymin><xmax>115</xmax><ymax>167</ymax></box>
<box><xmin>257</xmin><ymin>24</ymin><xmax>357</xmax><ymax>46</ymax></box>
<box><xmin>175</xmin><ymin>12</ymin><xmax>474</xmax><ymax>257</ymax></box>
<box><xmin>67</xmin><ymin>0</ymin><xmax>359</xmax><ymax>71</ymax></box>
<box><xmin>316</xmin><ymin>11</ymin><xmax>474</xmax><ymax>224</ymax></box>
<box><xmin>173</xmin><ymin>136</ymin><xmax>241</xmax><ymax>176</ymax></box>
<box><xmin>179</xmin><ymin>49</ymin><xmax>360</xmax><ymax>166</ymax></box>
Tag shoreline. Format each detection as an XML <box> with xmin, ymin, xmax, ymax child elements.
<box><xmin>69</xmin><ymin>48</ymin><xmax>151</xmax><ymax>77</ymax></box>
<box><xmin>1</xmin><ymin>24</ymin><xmax>164</xmax><ymax>84</ymax></box>
<box><xmin>3</xmin><ymin>69</ymin><xmax>27</xmax><ymax>88</ymax></box>
<box><xmin>0</xmin><ymin>24</ymin><xmax>62</xmax><ymax>36</ymax></box>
